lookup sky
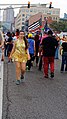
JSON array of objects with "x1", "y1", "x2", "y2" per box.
[{"x1": 0, "y1": 0, "x2": 67, "y2": 19}]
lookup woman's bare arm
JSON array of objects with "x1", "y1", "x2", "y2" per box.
[{"x1": 10, "y1": 41, "x2": 16, "y2": 57}]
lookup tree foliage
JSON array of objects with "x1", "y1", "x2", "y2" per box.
[{"x1": 50, "y1": 20, "x2": 67, "y2": 32}]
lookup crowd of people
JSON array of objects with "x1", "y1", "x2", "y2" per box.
[{"x1": 0, "y1": 29, "x2": 67, "y2": 85}]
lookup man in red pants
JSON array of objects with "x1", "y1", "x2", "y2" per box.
[{"x1": 42, "y1": 30, "x2": 58, "y2": 79}]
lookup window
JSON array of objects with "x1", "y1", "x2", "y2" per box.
[
  {"x1": 22, "y1": 26, "x2": 25, "y2": 31},
  {"x1": 56, "y1": 11, "x2": 59, "y2": 15},
  {"x1": 30, "y1": 9, "x2": 33, "y2": 12},
  {"x1": 53, "y1": 17, "x2": 55, "y2": 20},
  {"x1": 22, "y1": 14, "x2": 25, "y2": 17},
  {"x1": 47, "y1": 12, "x2": 51, "y2": 15},
  {"x1": 26, "y1": 9, "x2": 29, "y2": 12},
  {"x1": 53, "y1": 11, "x2": 55, "y2": 14},
  {"x1": 25, "y1": 21, "x2": 28, "y2": 26},
  {"x1": 56, "y1": 17, "x2": 57, "y2": 20},
  {"x1": 22, "y1": 22, "x2": 25, "y2": 25},
  {"x1": 22, "y1": 18, "x2": 24, "y2": 21}
]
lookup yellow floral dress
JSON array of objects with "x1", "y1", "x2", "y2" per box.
[{"x1": 12, "y1": 39, "x2": 28, "y2": 62}]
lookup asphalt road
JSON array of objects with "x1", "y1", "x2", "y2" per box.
[{"x1": 2, "y1": 59, "x2": 67, "y2": 119}]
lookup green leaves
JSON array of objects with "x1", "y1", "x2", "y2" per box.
[{"x1": 50, "y1": 21, "x2": 67, "y2": 32}]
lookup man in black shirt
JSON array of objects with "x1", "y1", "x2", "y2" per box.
[
  {"x1": 42, "y1": 30, "x2": 58, "y2": 78},
  {"x1": 60, "y1": 41, "x2": 67, "y2": 72}
]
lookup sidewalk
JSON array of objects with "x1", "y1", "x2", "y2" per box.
[
  {"x1": 0, "y1": 55, "x2": 3, "y2": 119},
  {"x1": 2, "y1": 59, "x2": 67, "y2": 119}
]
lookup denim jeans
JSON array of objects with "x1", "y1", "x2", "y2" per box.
[
  {"x1": 61, "y1": 52, "x2": 67, "y2": 71},
  {"x1": 38, "y1": 55, "x2": 42, "y2": 70},
  {"x1": 55, "y1": 47, "x2": 59, "y2": 59},
  {"x1": 26, "y1": 54, "x2": 34, "y2": 70}
]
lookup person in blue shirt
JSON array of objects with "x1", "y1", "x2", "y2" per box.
[{"x1": 26, "y1": 33, "x2": 35, "y2": 70}]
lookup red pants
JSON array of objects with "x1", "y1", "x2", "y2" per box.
[{"x1": 43, "y1": 57, "x2": 54, "y2": 76}]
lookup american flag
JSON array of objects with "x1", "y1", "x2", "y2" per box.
[{"x1": 28, "y1": 18, "x2": 42, "y2": 32}]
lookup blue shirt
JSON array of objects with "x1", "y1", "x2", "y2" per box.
[{"x1": 28, "y1": 38, "x2": 34, "y2": 54}]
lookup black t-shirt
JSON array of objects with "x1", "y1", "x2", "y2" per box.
[
  {"x1": 62, "y1": 42, "x2": 67, "y2": 52},
  {"x1": 8, "y1": 36, "x2": 13, "y2": 43},
  {"x1": 42, "y1": 36, "x2": 58, "y2": 56}
]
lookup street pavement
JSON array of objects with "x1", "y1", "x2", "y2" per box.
[{"x1": 2, "y1": 58, "x2": 67, "y2": 119}]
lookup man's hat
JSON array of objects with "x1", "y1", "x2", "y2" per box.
[{"x1": 28, "y1": 33, "x2": 32, "y2": 38}]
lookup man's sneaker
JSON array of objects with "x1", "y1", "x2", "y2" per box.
[
  {"x1": 1, "y1": 58, "x2": 4, "y2": 61},
  {"x1": 38, "y1": 68, "x2": 41, "y2": 71},
  {"x1": 50, "y1": 72, "x2": 54, "y2": 78},
  {"x1": 8, "y1": 61, "x2": 10, "y2": 64},
  {"x1": 60, "y1": 71, "x2": 63, "y2": 73},
  {"x1": 26, "y1": 66, "x2": 30, "y2": 71},
  {"x1": 16, "y1": 80, "x2": 20, "y2": 85},
  {"x1": 44, "y1": 75, "x2": 48, "y2": 78},
  {"x1": 60, "y1": 69, "x2": 64, "y2": 73},
  {"x1": 26, "y1": 66, "x2": 28, "y2": 70},
  {"x1": 21, "y1": 74, "x2": 24, "y2": 79}
]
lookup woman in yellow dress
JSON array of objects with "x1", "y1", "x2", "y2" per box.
[{"x1": 9, "y1": 30, "x2": 30, "y2": 85}]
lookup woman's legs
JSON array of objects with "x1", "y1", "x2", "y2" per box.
[
  {"x1": 15, "y1": 62, "x2": 21, "y2": 80},
  {"x1": 1, "y1": 49, "x2": 4, "y2": 61},
  {"x1": 21, "y1": 62, "x2": 26, "y2": 75}
]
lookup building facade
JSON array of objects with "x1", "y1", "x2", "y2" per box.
[
  {"x1": 15, "y1": 4, "x2": 60, "y2": 31},
  {"x1": 3, "y1": 6, "x2": 14, "y2": 23},
  {"x1": 3, "y1": 6, "x2": 14, "y2": 32}
]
